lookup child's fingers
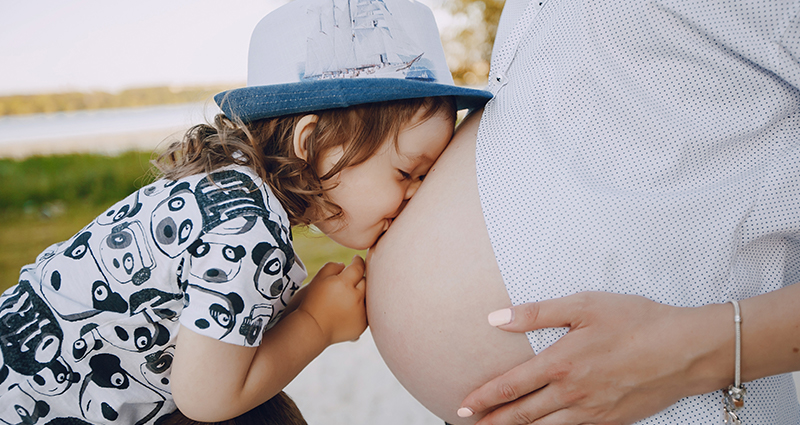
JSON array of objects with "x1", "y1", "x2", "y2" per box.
[
  {"x1": 348, "y1": 254, "x2": 365, "y2": 270},
  {"x1": 339, "y1": 255, "x2": 366, "y2": 284},
  {"x1": 315, "y1": 261, "x2": 347, "y2": 280},
  {"x1": 355, "y1": 277, "x2": 366, "y2": 291}
]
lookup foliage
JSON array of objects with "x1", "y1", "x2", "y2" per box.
[
  {"x1": 0, "y1": 85, "x2": 236, "y2": 117},
  {"x1": 0, "y1": 205, "x2": 107, "y2": 293},
  {"x1": 443, "y1": 0, "x2": 506, "y2": 86},
  {"x1": 0, "y1": 152, "x2": 157, "y2": 213}
]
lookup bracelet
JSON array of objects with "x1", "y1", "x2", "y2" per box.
[{"x1": 722, "y1": 299, "x2": 746, "y2": 425}]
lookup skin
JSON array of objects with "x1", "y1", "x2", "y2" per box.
[
  {"x1": 368, "y1": 110, "x2": 800, "y2": 425},
  {"x1": 459, "y1": 286, "x2": 800, "y2": 425},
  {"x1": 367, "y1": 111, "x2": 535, "y2": 424},
  {"x1": 312, "y1": 109, "x2": 455, "y2": 250},
  {"x1": 170, "y1": 106, "x2": 454, "y2": 422}
]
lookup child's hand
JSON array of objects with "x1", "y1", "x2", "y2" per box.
[{"x1": 297, "y1": 255, "x2": 367, "y2": 345}]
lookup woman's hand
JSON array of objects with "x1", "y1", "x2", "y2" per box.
[
  {"x1": 458, "y1": 292, "x2": 734, "y2": 425},
  {"x1": 298, "y1": 255, "x2": 368, "y2": 345}
]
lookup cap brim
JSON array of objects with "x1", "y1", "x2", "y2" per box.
[{"x1": 215, "y1": 79, "x2": 492, "y2": 122}]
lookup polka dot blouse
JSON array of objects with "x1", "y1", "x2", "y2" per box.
[{"x1": 476, "y1": 0, "x2": 800, "y2": 423}]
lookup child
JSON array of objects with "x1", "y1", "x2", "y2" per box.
[{"x1": 0, "y1": 0, "x2": 490, "y2": 424}]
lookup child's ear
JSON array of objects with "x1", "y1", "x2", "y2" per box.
[{"x1": 292, "y1": 114, "x2": 319, "y2": 161}]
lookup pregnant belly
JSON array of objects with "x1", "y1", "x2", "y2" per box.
[{"x1": 366, "y1": 111, "x2": 535, "y2": 424}]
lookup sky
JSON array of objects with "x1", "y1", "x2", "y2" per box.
[{"x1": 0, "y1": 0, "x2": 451, "y2": 96}]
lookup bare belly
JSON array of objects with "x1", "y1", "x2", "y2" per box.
[{"x1": 366, "y1": 112, "x2": 535, "y2": 424}]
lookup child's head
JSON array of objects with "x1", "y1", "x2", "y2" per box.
[
  {"x1": 298, "y1": 96, "x2": 456, "y2": 249},
  {"x1": 157, "y1": 0, "x2": 490, "y2": 249},
  {"x1": 158, "y1": 95, "x2": 455, "y2": 249}
]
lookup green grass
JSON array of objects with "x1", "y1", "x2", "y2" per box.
[
  {"x1": 0, "y1": 152, "x2": 362, "y2": 294},
  {"x1": 0, "y1": 152, "x2": 157, "y2": 212}
]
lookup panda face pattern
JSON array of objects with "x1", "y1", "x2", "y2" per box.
[
  {"x1": 72, "y1": 312, "x2": 170, "y2": 360},
  {"x1": 251, "y1": 242, "x2": 289, "y2": 300},
  {"x1": 27, "y1": 356, "x2": 80, "y2": 397},
  {"x1": 80, "y1": 354, "x2": 165, "y2": 424},
  {"x1": 139, "y1": 346, "x2": 174, "y2": 394},
  {"x1": 0, "y1": 384, "x2": 50, "y2": 425},
  {"x1": 0, "y1": 282, "x2": 63, "y2": 377},
  {"x1": 187, "y1": 237, "x2": 246, "y2": 283},
  {"x1": 111, "y1": 320, "x2": 170, "y2": 354},
  {"x1": 150, "y1": 182, "x2": 202, "y2": 258},
  {"x1": 182, "y1": 285, "x2": 244, "y2": 340},
  {"x1": 128, "y1": 287, "x2": 183, "y2": 318},
  {"x1": 37, "y1": 231, "x2": 135, "y2": 322},
  {"x1": 96, "y1": 192, "x2": 143, "y2": 226},
  {"x1": 140, "y1": 180, "x2": 174, "y2": 199},
  {"x1": 71, "y1": 325, "x2": 103, "y2": 362},
  {"x1": 99, "y1": 221, "x2": 155, "y2": 286}
]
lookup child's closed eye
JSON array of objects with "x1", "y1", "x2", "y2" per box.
[{"x1": 398, "y1": 169, "x2": 427, "y2": 182}]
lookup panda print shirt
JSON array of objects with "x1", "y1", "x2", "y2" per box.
[{"x1": 0, "y1": 165, "x2": 307, "y2": 425}]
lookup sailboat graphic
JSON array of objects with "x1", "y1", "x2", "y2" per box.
[{"x1": 303, "y1": 0, "x2": 435, "y2": 80}]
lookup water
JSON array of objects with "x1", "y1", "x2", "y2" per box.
[{"x1": 0, "y1": 102, "x2": 222, "y2": 155}]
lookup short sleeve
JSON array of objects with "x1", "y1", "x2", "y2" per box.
[{"x1": 178, "y1": 169, "x2": 306, "y2": 347}]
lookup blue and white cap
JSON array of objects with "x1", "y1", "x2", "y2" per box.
[{"x1": 215, "y1": 0, "x2": 492, "y2": 122}]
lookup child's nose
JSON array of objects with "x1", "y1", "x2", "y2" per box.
[{"x1": 404, "y1": 180, "x2": 422, "y2": 200}]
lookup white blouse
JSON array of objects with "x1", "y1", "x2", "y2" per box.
[{"x1": 476, "y1": 0, "x2": 800, "y2": 423}]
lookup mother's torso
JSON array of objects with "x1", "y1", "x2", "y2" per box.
[{"x1": 366, "y1": 112, "x2": 534, "y2": 425}]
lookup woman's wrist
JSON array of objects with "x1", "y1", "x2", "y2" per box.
[
  {"x1": 677, "y1": 302, "x2": 736, "y2": 397},
  {"x1": 685, "y1": 285, "x2": 800, "y2": 395}
]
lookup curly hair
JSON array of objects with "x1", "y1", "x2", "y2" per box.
[{"x1": 154, "y1": 96, "x2": 456, "y2": 227}]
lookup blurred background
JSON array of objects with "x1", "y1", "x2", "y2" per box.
[
  {"x1": 4, "y1": 1, "x2": 797, "y2": 423},
  {"x1": 0, "y1": 0, "x2": 502, "y2": 424}
]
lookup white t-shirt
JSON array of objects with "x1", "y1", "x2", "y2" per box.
[
  {"x1": 0, "y1": 165, "x2": 306, "y2": 425},
  {"x1": 476, "y1": 0, "x2": 800, "y2": 423}
]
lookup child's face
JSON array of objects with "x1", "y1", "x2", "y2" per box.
[{"x1": 314, "y1": 109, "x2": 454, "y2": 250}]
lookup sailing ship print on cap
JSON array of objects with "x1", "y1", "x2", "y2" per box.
[
  {"x1": 215, "y1": 0, "x2": 492, "y2": 122},
  {"x1": 302, "y1": 0, "x2": 431, "y2": 81}
]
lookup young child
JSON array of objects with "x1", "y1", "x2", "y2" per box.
[{"x1": 0, "y1": 0, "x2": 491, "y2": 424}]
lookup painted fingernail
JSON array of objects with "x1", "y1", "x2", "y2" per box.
[
  {"x1": 457, "y1": 407, "x2": 474, "y2": 418},
  {"x1": 488, "y1": 308, "x2": 513, "y2": 326}
]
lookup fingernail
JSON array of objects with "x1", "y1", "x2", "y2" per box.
[
  {"x1": 488, "y1": 308, "x2": 513, "y2": 326},
  {"x1": 457, "y1": 407, "x2": 474, "y2": 418}
]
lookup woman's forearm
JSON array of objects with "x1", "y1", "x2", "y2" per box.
[{"x1": 693, "y1": 281, "x2": 800, "y2": 391}]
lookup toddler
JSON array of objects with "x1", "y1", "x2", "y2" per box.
[{"x1": 0, "y1": 0, "x2": 490, "y2": 424}]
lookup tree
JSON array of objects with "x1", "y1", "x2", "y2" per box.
[{"x1": 441, "y1": 0, "x2": 505, "y2": 86}]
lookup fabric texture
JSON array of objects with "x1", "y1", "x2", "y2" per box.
[
  {"x1": 0, "y1": 165, "x2": 306, "y2": 425},
  {"x1": 476, "y1": 0, "x2": 800, "y2": 423}
]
